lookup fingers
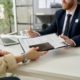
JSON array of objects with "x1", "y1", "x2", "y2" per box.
[
  {"x1": 28, "y1": 33, "x2": 35, "y2": 37},
  {"x1": 59, "y1": 35, "x2": 68, "y2": 40},
  {"x1": 26, "y1": 27, "x2": 33, "y2": 38},
  {"x1": 5, "y1": 51, "x2": 11, "y2": 55},
  {"x1": 32, "y1": 47, "x2": 39, "y2": 51},
  {"x1": 0, "y1": 50, "x2": 10, "y2": 56},
  {"x1": 38, "y1": 51, "x2": 48, "y2": 56},
  {"x1": 59, "y1": 35, "x2": 74, "y2": 46},
  {"x1": 42, "y1": 51, "x2": 48, "y2": 54},
  {"x1": 27, "y1": 47, "x2": 48, "y2": 61},
  {"x1": 31, "y1": 56, "x2": 40, "y2": 61},
  {"x1": 27, "y1": 27, "x2": 33, "y2": 34},
  {"x1": 31, "y1": 47, "x2": 47, "y2": 55},
  {"x1": 29, "y1": 27, "x2": 33, "y2": 32},
  {"x1": 27, "y1": 27, "x2": 39, "y2": 38},
  {"x1": 32, "y1": 47, "x2": 48, "y2": 54},
  {"x1": 26, "y1": 33, "x2": 33, "y2": 38}
]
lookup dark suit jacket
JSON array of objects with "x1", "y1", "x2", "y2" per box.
[{"x1": 39, "y1": 4, "x2": 80, "y2": 47}]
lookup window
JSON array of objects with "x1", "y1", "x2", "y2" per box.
[
  {"x1": 15, "y1": 0, "x2": 33, "y2": 33},
  {"x1": 0, "y1": 0, "x2": 17, "y2": 34}
]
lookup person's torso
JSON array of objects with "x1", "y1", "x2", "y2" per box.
[{"x1": 56, "y1": 4, "x2": 80, "y2": 38}]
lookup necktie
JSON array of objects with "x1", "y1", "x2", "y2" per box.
[{"x1": 64, "y1": 14, "x2": 72, "y2": 36}]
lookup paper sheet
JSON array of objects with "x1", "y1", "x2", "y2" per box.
[{"x1": 18, "y1": 34, "x2": 66, "y2": 52}]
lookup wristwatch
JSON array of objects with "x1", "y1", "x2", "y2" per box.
[{"x1": 22, "y1": 53, "x2": 28, "y2": 63}]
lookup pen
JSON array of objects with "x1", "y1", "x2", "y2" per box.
[{"x1": 18, "y1": 39, "x2": 25, "y2": 53}]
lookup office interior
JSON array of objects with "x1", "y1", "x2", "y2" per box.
[
  {"x1": 0, "y1": 0, "x2": 80, "y2": 80},
  {"x1": 0, "y1": 0, "x2": 62, "y2": 34}
]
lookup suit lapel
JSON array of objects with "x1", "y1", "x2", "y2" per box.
[
  {"x1": 58, "y1": 12, "x2": 66, "y2": 34},
  {"x1": 70, "y1": 5, "x2": 79, "y2": 33}
]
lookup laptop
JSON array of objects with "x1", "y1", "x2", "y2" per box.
[{"x1": 0, "y1": 35, "x2": 19, "y2": 46}]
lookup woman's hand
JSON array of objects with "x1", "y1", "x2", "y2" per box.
[
  {"x1": 26, "y1": 47, "x2": 47, "y2": 60},
  {"x1": 0, "y1": 50, "x2": 11, "y2": 56}
]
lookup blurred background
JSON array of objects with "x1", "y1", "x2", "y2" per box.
[{"x1": 0, "y1": 0, "x2": 79, "y2": 35}]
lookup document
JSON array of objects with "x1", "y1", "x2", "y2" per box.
[{"x1": 18, "y1": 34, "x2": 66, "y2": 52}]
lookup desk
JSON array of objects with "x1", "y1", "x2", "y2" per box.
[{"x1": 0, "y1": 40, "x2": 80, "y2": 80}]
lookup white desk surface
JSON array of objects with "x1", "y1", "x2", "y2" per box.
[{"x1": 0, "y1": 41, "x2": 80, "y2": 80}]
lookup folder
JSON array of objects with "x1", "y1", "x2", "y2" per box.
[{"x1": 29, "y1": 42, "x2": 54, "y2": 51}]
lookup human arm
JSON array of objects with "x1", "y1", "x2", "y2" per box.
[
  {"x1": 0, "y1": 47, "x2": 47, "y2": 75},
  {"x1": 60, "y1": 35, "x2": 80, "y2": 47}
]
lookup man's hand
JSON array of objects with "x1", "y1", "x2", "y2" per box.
[
  {"x1": 26, "y1": 47, "x2": 47, "y2": 60},
  {"x1": 60, "y1": 35, "x2": 75, "y2": 46},
  {"x1": 0, "y1": 50, "x2": 11, "y2": 56},
  {"x1": 26, "y1": 27, "x2": 40, "y2": 38}
]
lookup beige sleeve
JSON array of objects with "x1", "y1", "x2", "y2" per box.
[{"x1": 0, "y1": 54, "x2": 18, "y2": 75}]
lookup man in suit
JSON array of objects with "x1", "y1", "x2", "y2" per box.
[{"x1": 27, "y1": 0, "x2": 80, "y2": 47}]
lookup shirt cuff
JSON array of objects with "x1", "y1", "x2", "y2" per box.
[{"x1": 4, "y1": 54, "x2": 18, "y2": 72}]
